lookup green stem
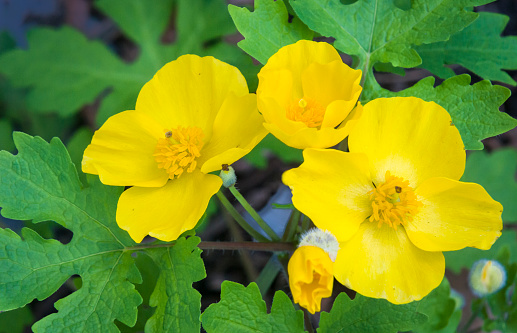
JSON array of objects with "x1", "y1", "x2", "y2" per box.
[
  {"x1": 303, "y1": 309, "x2": 315, "y2": 333},
  {"x1": 301, "y1": 214, "x2": 311, "y2": 233},
  {"x1": 216, "y1": 191, "x2": 271, "y2": 242},
  {"x1": 459, "y1": 300, "x2": 485, "y2": 333},
  {"x1": 282, "y1": 209, "x2": 300, "y2": 242},
  {"x1": 229, "y1": 185, "x2": 280, "y2": 241}
]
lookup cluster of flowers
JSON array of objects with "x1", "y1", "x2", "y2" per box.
[{"x1": 82, "y1": 41, "x2": 503, "y2": 313}]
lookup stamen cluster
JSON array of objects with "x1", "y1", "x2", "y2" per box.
[{"x1": 154, "y1": 126, "x2": 204, "y2": 179}]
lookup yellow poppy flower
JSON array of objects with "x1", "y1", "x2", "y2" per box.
[
  {"x1": 283, "y1": 97, "x2": 503, "y2": 304},
  {"x1": 257, "y1": 40, "x2": 362, "y2": 149},
  {"x1": 288, "y1": 245, "x2": 334, "y2": 314},
  {"x1": 82, "y1": 55, "x2": 267, "y2": 242}
]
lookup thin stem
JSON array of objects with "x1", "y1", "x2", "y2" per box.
[
  {"x1": 459, "y1": 300, "x2": 485, "y2": 333},
  {"x1": 229, "y1": 185, "x2": 280, "y2": 241},
  {"x1": 282, "y1": 209, "x2": 300, "y2": 242},
  {"x1": 301, "y1": 215, "x2": 311, "y2": 233},
  {"x1": 126, "y1": 241, "x2": 295, "y2": 252},
  {"x1": 303, "y1": 309, "x2": 315, "y2": 333},
  {"x1": 216, "y1": 191, "x2": 271, "y2": 242}
]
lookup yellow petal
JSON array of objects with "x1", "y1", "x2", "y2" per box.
[
  {"x1": 260, "y1": 40, "x2": 342, "y2": 84},
  {"x1": 116, "y1": 171, "x2": 222, "y2": 242},
  {"x1": 301, "y1": 60, "x2": 362, "y2": 126},
  {"x1": 136, "y1": 54, "x2": 249, "y2": 141},
  {"x1": 198, "y1": 93, "x2": 267, "y2": 173},
  {"x1": 283, "y1": 149, "x2": 373, "y2": 242},
  {"x1": 349, "y1": 97, "x2": 465, "y2": 188},
  {"x1": 334, "y1": 222, "x2": 445, "y2": 304},
  {"x1": 406, "y1": 177, "x2": 503, "y2": 252},
  {"x1": 82, "y1": 110, "x2": 168, "y2": 187},
  {"x1": 288, "y1": 245, "x2": 334, "y2": 314}
]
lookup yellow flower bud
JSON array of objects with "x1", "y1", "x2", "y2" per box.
[{"x1": 288, "y1": 245, "x2": 334, "y2": 314}]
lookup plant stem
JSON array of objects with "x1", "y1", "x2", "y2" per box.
[
  {"x1": 126, "y1": 241, "x2": 295, "y2": 252},
  {"x1": 282, "y1": 208, "x2": 300, "y2": 242},
  {"x1": 216, "y1": 191, "x2": 271, "y2": 242},
  {"x1": 303, "y1": 309, "x2": 315, "y2": 333},
  {"x1": 459, "y1": 300, "x2": 485, "y2": 333},
  {"x1": 229, "y1": 185, "x2": 280, "y2": 241},
  {"x1": 301, "y1": 214, "x2": 311, "y2": 233}
]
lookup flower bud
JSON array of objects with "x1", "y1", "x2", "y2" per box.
[
  {"x1": 287, "y1": 228, "x2": 340, "y2": 314},
  {"x1": 219, "y1": 164, "x2": 237, "y2": 188},
  {"x1": 469, "y1": 259, "x2": 506, "y2": 297}
]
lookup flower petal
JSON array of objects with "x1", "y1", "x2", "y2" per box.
[
  {"x1": 301, "y1": 60, "x2": 362, "y2": 126},
  {"x1": 82, "y1": 110, "x2": 168, "y2": 187},
  {"x1": 283, "y1": 149, "x2": 373, "y2": 242},
  {"x1": 288, "y1": 245, "x2": 334, "y2": 314},
  {"x1": 116, "y1": 171, "x2": 222, "y2": 242},
  {"x1": 349, "y1": 97, "x2": 465, "y2": 187},
  {"x1": 334, "y1": 222, "x2": 445, "y2": 304},
  {"x1": 136, "y1": 54, "x2": 249, "y2": 140},
  {"x1": 199, "y1": 93, "x2": 267, "y2": 173},
  {"x1": 260, "y1": 40, "x2": 342, "y2": 86},
  {"x1": 406, "y1": 177, "x2": 503, "y2": 252}
]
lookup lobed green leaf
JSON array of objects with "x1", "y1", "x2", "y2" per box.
[
  {"x1": 290, "y1": 0, "x2": 491, "y2": 70},
  {"x1": 229, "y1": 0, "x2": 313, "y2": 64},
  {"x1": 416, "y1": 12, "x2": 517, "y2": 86},
  {"x1": 318, "y1": 292, "x2": 427, "y2": 333},
  {"x1": 201, "y1": 281, "x2": 305, "y2": 333}
]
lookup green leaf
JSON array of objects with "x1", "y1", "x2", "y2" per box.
[
  {"x1": 416, "y1": 12, "x2": 517, "y2": 85},
  {"x1": 0, "y1": 0, "x2": 242, "y2": 125},
  {"x1": 0, "y1": 305, "x2": 34, "y2": 333},
  {"x1": 317, "y1": 293, "x2": 427, "y2": 333},
  {"x1": 201, "y1": 281, "x2": 305, "y2": 333},
  {"x1": 290, "y1": 0, "x2": 490, "y2": 69},
  {"x1": 66, "y1": 127, "x2": 94, "y2": 185},
  {"x1": 444, "y1": 230, "x2": 517, "y2": 273},
  {"x1": 413, "y1": 279, "x2": 456, "y2": 333},
  {"x1": 461, "y1": 148, "x2": 517, "y2": 223},
  {"x1": 229, "y1": 0, "x2": 314, "y2": 64},
  {"x1": 363, "y1": 73, "x2": 516, "y2": 150},
  {"x1": 144, "y1": 237, "x2": 206, "y2": 333},
  {"x1": 0, "y1": 132, "x2": 142, "y2": 331},
  {"x1": 245, "y1": 134, "x2": 303, "y2": 169}
]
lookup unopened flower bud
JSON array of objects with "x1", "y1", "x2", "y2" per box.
[
  {"x1": 219, "y1": 164, "x2": 236, "y2": 188},
  {"x1": 287, "y1": 228, "x2": 340, "y2": 314},
  {"x1": 469, "y1": 259, "x2": 506, "y2": 297}
]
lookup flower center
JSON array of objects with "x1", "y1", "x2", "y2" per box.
[
  {"x1": 154, "y1": 126, "x2": 204, "y2": 179},
  {"x1": 368, "y1": 171, "x2": 421, "y2": 229},
  {"x1": 286, "y1": 98, "x2": 325, "y2": 128}
]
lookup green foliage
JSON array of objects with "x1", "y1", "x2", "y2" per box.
[
  {"x1": 416, "y1": 12, "x2": 517, "y2": 86},
  {"x1": 363, "y1": 73, "x2": 516, "y2": 150},
  {"x1": 445, "y1": 230, "x2": 517, "y2": 273},
  {"x1": 317, "y1": 293, "x2": 427, "y2": 333},
  {"x1": 245, "y1": 134, "x2": 303, "y2": 168},
  {"x1": 0, "y1": 133, "x2": 207, "y2": 331},
  {"x1": 290, "y1": 0, "x2": 490, "y2": 69},
  {"x1": 201, "y1": 281, "x2": 305, "y2": 333},
  {"x1": 0, "y1": 306, "x2": 34, "y2": 333},
  {"x1": 229, "y1": 0, "x2": 313, "y2": 65},
  {"x1": 144, "y1": 239, "x2": 206, "y2": 333},
  {"x1": 0, "y1": 0, "x2": 248, "y2": 125},
  {"x1": 413, "y1": 279, "x2": 457, "y2": 333},
  {"x1": 461, "y1": 148, "x2": 517, "y2": 222}
]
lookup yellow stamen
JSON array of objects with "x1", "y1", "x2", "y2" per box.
[
  {"x1": 368, "y1": 171, "x2": 421, "y2": 229},
  {"x1": 154, "y1": 126, "x2": 204, "y2": 179},
  {"x1": 286, "y1": 97, "x2": 325, "y2": 128}
]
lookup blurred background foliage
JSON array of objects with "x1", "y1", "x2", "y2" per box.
[{"x1": 0, "y1": 0, "x2": 517, "y2": 332}]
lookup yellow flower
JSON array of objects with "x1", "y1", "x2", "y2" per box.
[
  {"x1": 288, "y1": 245, "x2": 334, "y2": 314},
  {"x1": 257, "y1": 40, "x2": 363, "y2": 149},
  {"x1": 82, "y1": 55, "x2": 267, "y2": 242},
  {"x1": 283, "y1": 97, "x2": 503, "y2": 304}
]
